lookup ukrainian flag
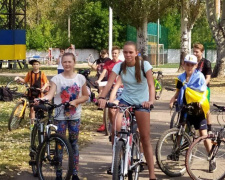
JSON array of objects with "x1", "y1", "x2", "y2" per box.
[{"x1": 0, "y1": 30, "x2": 26, "y2": 60}]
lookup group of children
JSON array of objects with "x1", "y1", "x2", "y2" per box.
[{"x1": 14, "y1": 42, "x2": 213, "y2": 179}]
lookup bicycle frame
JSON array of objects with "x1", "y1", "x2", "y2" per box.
[{"x1": 111, "y1": 106, "x2": 136, "y2": 177}]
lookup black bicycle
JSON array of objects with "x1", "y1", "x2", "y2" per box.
[
  {"x1": 78, "y1": 68, "x2": 98, "y2": 102},
  {"x1": 156, "y1": 103, "x2": 199, "y2": 177},
  {"x1": 29, "y1": 99, "x2": 73, "y2": 180},
  {"x1": 185, "y1": 103, "x2": 225, "y2": 180}
]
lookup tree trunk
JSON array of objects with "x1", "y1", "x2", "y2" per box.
[
  {"x1": 212, "y1": 43, "x2": 225, "y2": 77},
  {"x1": 178, "y1": 0, "x2": 189, "y2": 72},
  {"x1": 137, "y1": 17, "x2": 148, "y2": 61},
  {"x1": 206, "y1": 0, "x2": 225, "y2": 77}
]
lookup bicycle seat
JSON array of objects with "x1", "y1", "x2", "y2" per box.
[{"x1": 78, "y1": 69, "x2": 90, "y2": 77}]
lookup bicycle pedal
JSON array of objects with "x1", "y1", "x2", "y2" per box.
[{"x1": 29, "y1": 160, "x2": 36, "y2": 166}]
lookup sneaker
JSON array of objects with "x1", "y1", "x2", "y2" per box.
[
  {"x1": 72, "y1": 174, "x2": 80, "y2": 180},
  {"x1": 97, "y1": 124, "x2": 105, "y2": 132},
  {"x1": 209, "y1": 159, "x2": 217, "y2": 173}
]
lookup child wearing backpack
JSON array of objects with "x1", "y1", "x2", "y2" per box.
[{"x1": 15, "y1": 59, "x2": 49, "y2": 120}]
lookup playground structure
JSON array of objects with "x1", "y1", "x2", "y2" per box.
[
  {"x1": 0, "y1": 0, "x2": 27, "y2": 69},
  {"x1": 127, "y1": 23, "x2": 168, "y2": 66}
]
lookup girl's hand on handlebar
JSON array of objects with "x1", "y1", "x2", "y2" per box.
[
  {"x1": 142, "y1": 101, "x2": 153, "y2": 109},
  {"x1": 34, "y1": 98, "x2": 49, "y2": 105},
  {"x1": 69, "y1": 100, "x2": 78, "y2": 107},
  {"x1": 98, "y1": 98, "x2": 107, "y2": 109}
]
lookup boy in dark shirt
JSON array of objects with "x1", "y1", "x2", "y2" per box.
[{"x1": 193, "y1": 43, "x2": 212, "y2": 133}]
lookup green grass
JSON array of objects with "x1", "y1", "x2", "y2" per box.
[{"x1": 152, "y1": 63, "x2": 215, "y2": 69}]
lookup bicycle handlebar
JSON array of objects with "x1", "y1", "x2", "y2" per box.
[
  {"x1": 165, "y1": 86, "x2": 176, "y2": 91},
  {"x1": 105, "y1": 102, "x2": 154, "y2": 110},
  {"x1": 34, "y1": 99, "x2": 75, "y2": 112},
  {"x1": 213, "y1": 103, "x2": 225, "y2": 112}
]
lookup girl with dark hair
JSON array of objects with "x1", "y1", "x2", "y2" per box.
[{"x1": 98, "y1": 41, "x2": 156, "y2": 180}]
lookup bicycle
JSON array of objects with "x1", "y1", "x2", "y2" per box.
[
  {"x1": 78, "y1": 68, "x2": 98, "y2": 101},
  {"x1": 153, "y1": 70, "x2": 163, "y2": 100},
  {"x1": 30, "y1": 99, "x2": 73, "y2": 180},
  {"x1": 8, "y1": 83, "x2": 46, "y2": 131},
  {"x1": 106, "y1": 102, "x2": 153, "y2": 180},
  {"x1": 156, "y1": 103, "x2": 199, "y2": 177},
  {"x1": 185, "y1": 103, "x2": 225, "y2": 180}
]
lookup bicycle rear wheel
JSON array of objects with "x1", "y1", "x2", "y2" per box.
[
  {"x1": 186, "y1": 136, "x2": 225, "y2": 180},
  {"x1": 37, "y1": 134, "x2": 73, "y2": 180},
  {"x1": 113, "y1": 140, "x2": 125, "y2": 180},
  {"x1": 8, "y1": 101, "x2": 25, "y2": 131},
  {"x1": 29, "y1": 125, "x2": 39, "y2": 177},
  {"x1": 128, "y1": 132, "x2": 140, "y2": 180},
  {"x1": 170, "y1": 111, "x2": 180, "y2": 129},
  {"x1": 155, "y1": 78, "x2": 163, "y2": 100},
  {"x1": 156, "y1": 128, "x2": 191, "y2": 177}
]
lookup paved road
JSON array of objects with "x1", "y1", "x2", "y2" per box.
[{"x1": 8, "y1": 88, "x2": 225, "y2": 180}]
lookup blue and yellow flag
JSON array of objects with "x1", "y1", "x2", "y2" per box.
[
  {"x1": 176, "y1": 70, "x2": 209, "y2": 118},
  {"x1": 0, "y1": 30, "x2": 26, "y2": 60}
]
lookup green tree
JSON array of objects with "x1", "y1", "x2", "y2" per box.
[
  {"x1": 160, "y1": 8, "x2": 181, "y2": 49},
  {"x1": 103, "y1": 0, "x2": 176, "y2": 59}
]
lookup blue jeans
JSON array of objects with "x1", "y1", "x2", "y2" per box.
[{"x1": 119, "y1": 99, "x2": 151, "y2": 113}]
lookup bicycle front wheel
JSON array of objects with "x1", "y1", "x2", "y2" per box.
[
  {"x1": 186, "y1": 135, "x2": 225, "y2": 180},
  {"x1": 113, "y1": 140, "x2": 126, "y2": 180},
  {"x1": 37, "y1": 134, "x2": 73, "y2": 180},
  {"x1": 128, "y1": 132, "x2": 140, "y2": 180},
  {"x1": 30, "y1": 125, "x2": 39, "y2": 177},
  {"x1": 8, "y1": 101, "x2": 25, "y2": 131},
  {"x1": 156, "y1": 128, "x2": 192, "y2": 177}
]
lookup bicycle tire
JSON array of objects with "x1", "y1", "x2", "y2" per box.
[
  {"x1": 156, "y1": 128, "x2": 191, "y2": 177},
  {"x1": 155, "y1": 78, "x2": 163, "y2": 100},
  {"x1": 8, "y1": 101, "x2": 25, "y2": 131},
  {"x1": 37, "y1": 134, "x2": 73, "y2": 180},
  {"x1": 128, "y1": 132, "x2": 140, "y2": 180},
  {"x1": 113, "y1": 140, "x2": 125, "y2": 180},
  {"x1": 186, "y1": 135, "x2": 225, "y2": 180},
  {"x1": 104, "y1": 107, "x2": 110, "y2": 136},
  {"x1": 170, "y1": 111, "x2": 180, "y2": 129},
  {"x1": 30, "y1": 125, "x2": 39, "y2": 177}
]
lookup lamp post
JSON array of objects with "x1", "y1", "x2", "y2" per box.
[{"x1": 109, "y1": 6, "x2": 113, "y2": 59}]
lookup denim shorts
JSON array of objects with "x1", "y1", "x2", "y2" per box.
[{"x1": 119, "y1": 99, "x2": 150, "y2": 113}]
